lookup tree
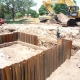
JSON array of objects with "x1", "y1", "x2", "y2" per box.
[
  {"x1": 39, "y1": 5, "x2": 48, "y2": 15},
  {"x1": 39, "y1": 0, "x2": 77, "y2": 15},
  {"x1": 39, "y1": 5, "x2": 54, "y2": 15},
  {"x1": 54, "y1": 0, "x2": 77, "y2": 14},
  {"x1": 54, "y1": 4, "x2": 67, "y2": 14},
  {"x1": 73, "y1": 0, "x2": 76, "y2": 4},
  {"x1": 26, "y1": 9, "x2": 39, "y2": 18},
  {"x1": 0, "y1": 0, "x2": 37, "y2": 21}
]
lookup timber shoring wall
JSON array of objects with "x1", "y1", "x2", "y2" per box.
[{"x1": 0, "y1": 32, "x2": 72, "y2": 80}]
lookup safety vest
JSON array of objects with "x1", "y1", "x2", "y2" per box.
[{"x1": 57, "y1": 28, "x2": 60, "y2": 33}]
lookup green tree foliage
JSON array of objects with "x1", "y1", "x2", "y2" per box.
[
  {"x1": 15, "y1": 12, "x2": 23, "y2": 18},
  {"x1": 54, "y1": 0, "x2": 77, "y2": 14},
  {"x1": 54, "y1": 4, "x2": 67, "y2": 14},
  {"x1": 0, "y1": 0, "x2": 37, "y2": 21},
  {"x1": 73, "y1": 0, "x2": 76, "y2": 4},
  {"x1": 39, "y1": 0, "x2": 77, "y2": 15},
  {"x1": 0, "y1": 4, "x2": 5, "y2": 18},
  {"x1": 26, "y1": 9, "x2": 39, "y2": 18},
  {"x1": 39, "y1": 5, "x2": 51, "y2": 15}
]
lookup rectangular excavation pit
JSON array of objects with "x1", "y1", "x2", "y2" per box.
[
  {"x1": 0, "y1": 41, "x2": 45, "y2": 68},
  {"x1": 0, "y1": 32, "x2": 72, "y2": 80}
]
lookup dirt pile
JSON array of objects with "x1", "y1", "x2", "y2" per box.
[
  {"x1": 0, "y1": 27, "x2": 16, "y2": 34},
  {"x1": 57, "y1": 13, "x2": 70, "y2": 23},
  {"x1": 57, "y1": 13, "x2": 70, "y2": 26}
]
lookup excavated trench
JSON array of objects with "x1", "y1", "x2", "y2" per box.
[{"x1": 0, "y1": 31, "x2": 72, "y2": 80}]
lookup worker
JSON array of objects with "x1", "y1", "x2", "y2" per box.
[{"x1": 57, "y1": 27, "x2": 61, "y2": 38}]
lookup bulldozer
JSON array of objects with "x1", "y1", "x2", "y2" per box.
[{"x1": 39, "y1": 0, "x2": 80, "y2": 26}]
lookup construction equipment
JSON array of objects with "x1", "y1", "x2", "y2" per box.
[{"x1": 40, "y1": 0, "x2": 80, "y2": 26}]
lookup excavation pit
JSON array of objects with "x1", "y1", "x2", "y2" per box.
[
  {"x1": 0, "y1": 32, "x2": 72, "y2": 80},
  {"x1": 0, "y1": 41, "x2": 45, "y2": 68}
]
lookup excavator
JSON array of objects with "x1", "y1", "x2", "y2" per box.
[{"x1": 40, "y1": 0, "x2": 80, "y2": 26}]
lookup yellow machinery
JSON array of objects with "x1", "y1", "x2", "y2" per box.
[{"x1": 41, "y1": 0, "x2": 80, "y2": 26}]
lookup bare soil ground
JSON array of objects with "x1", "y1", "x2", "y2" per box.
[
  {"x1": 0, "y1": 23, "x2": 80, "y2": 80},
  {"x1": 0, "y1": 43, "x2": 42, "y2": 68}
]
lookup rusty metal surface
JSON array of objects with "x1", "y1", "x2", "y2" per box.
[
  {"x1": 0, "y1": 37, "x2": 72, "y2": 80},
  {"x1": 5, "y1": 66, "x2": 12, "y2": 80},
  {"x1": 0, "y1": 32, "x2": 38, "y2": 45}
]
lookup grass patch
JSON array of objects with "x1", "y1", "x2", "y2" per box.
[{"x1": 5, "y1": 19, "x2": 34, "y2": 24}]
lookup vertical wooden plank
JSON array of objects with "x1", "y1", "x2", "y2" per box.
[
  {"x1": 20, "y1": 61, "x2": 25, "y2": 80},
  {"x1": 44, "y1": 50, "x2": 47, "y2": 79},
  {"x1": 0, "y1": 68, "x2": 6, "y2": 80},
  {"x1": 66, "y1": 40, "x2": 72, "y2": 59},
  {"x1": 40, "y1": 52, "x2": 44, "y2": 80},
  {"x1": 13, "y1": 33, "x2": 15, "y2": 41},
  {"x1": 54, "y1": 46, "x2": 57, "y2": 70},
  {"x1": 10, "y1": 33, "x2": 14, "y2": 42},
  {"x1": 46, "y1": 50, "x2": 49, "y2": 77},
  {"x1": 18, "y1": 32, "x2": 20, "y2": 41},
  {"x1": 8, "y1": 34, "x2": 11, "y2": 42},
  {"x1": 62, "y1": 42, "x2": 66, "y2": 62},
  {"x1": 28, "y1": 34, "x2": 30, "y2": 44},
  {"x1": 68, "y1": 41, "x2": 72, "y2": 58},
  {"x1": 14, "y1": 32, "x2": 18, "y2": 41},
  {"x1": 22, "y1": 33, "x2": 25, "y2": 42},
  {"x1": 0, "y1": 35, "x2": 2, "y2": 44},
  {"x1": 23, "y1": 60, "x2": 28, "y2": 80},
  {"x1": 36, "y1": 54, "x2": 40, "y2": 80},
  {"x1": 59, "y1": 45, "x2": 62, "y2": 66},
  {"x1": 34, "y1": 56, "x2": 37, "y2": 80},
  {"x1": 50, "y1": 48, "x2": 53, "y2": 75},
  {"x1": 5, "y1": 34, "x2": 9, "y2": 42},
  {"x1": 51, "y1": 48, "x2": 54, "y2": 72},
  {"x1": 30, "y1": 57, "x2": 35, "y2": 80},
  {"x1": 0, "y1": 69, "x2": 1, "y2": 80},
  {"x1": 57, "y1": 45, "x2": 60, "y2": 67},
  {"x1": 12, "y1": 64, "x2": 16, "y2": 80},
  {"x1": 14, "y1": 63, "x2": 22, "y2": 80},
  {"x1": 21, "y1": 32, "x2": 23, "y2": 42},
  {"x1": 51, "y1": 48, "x2": 53, "y2": 74},
  {"x1": 48, "y1": 49, "x2": 50, "y2": 77},
  {"x1": 24, "y1": 33, "x2": 26, "y2": 42},
  {"x1": 19, "y1": 32, "x2": 22, "y2": 41},
  {"x1": 30, "y1": 35, "x2": 33, "y2": 44},
  {"x1": 34, "y1": 36, "x2": 37, "y2": 45},
  {"x1": 26, "y1": 33, "x2": 28, "y2": 43},
  {"x1": 2, "y1": 35, "x2": 5, "y2": 43},
  {"x1": 26, "y1": 34, "x2": 28, "y2": 43},
  {"x1": 5, "y1": 66, "x2": 13, "y2": 80},
  {"x1": 60, "y1": 44, "x2": 63, "y2": 64},
  {"x1": 29, "y1": 34, "x2": 31, "y2": 44},
  {"x1": 27, "y1": 58, "x2": 31, "y2": 80}
]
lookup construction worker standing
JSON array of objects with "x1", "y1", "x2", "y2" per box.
[{"x1": 57, "y1": 27, "x2": 61, "y2": 38}]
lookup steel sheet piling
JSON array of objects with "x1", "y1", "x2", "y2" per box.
[
  {"x1": 23, "y1": 60, "x2": 28, "y2": 80},
  {"x1": 0, "y1": 68, "x2": 6, "y2": 80},
  {"x1": 5, "y1": 66, "x2": 13, "y2": 80},
  {"x1": 39, "y1": 53, "x2": 44, "y2": 80},
  {"x1": 0, "y1": 34, "x2": 72, "y2": 80}
]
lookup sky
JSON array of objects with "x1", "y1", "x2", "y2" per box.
[{"x1": 32, "y1": 0, "x2": 80, "y2": 12}]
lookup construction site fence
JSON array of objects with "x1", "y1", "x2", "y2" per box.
[
  {"x1": 0, "y1": 32, "x2": 38, "y2": 46},
  {"x1": 0, "y1": 32, "x2": 72, "y2": 80}
]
